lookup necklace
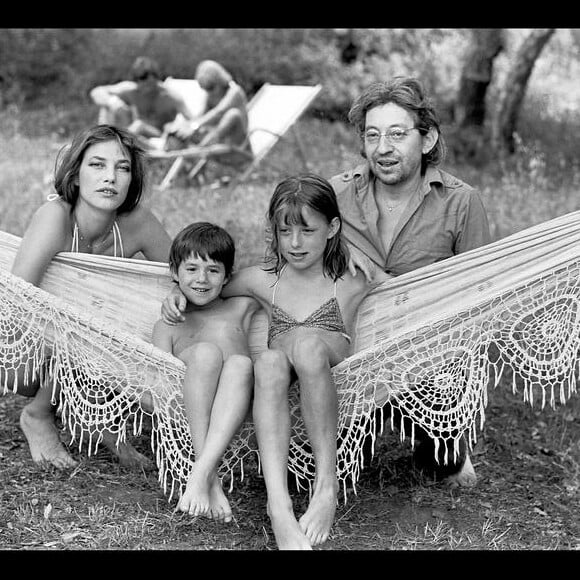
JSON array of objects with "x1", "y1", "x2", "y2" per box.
[
  {"x1": 73, "y1": 221, "x2": 114, "y2": 249},
  {"x1": 384, "y1": 199, "x2": 406, "y2": 212}
]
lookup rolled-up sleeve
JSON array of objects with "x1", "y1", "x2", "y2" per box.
[{"x1": 455, "y1": 189, "x2": 491, "y2": 254}]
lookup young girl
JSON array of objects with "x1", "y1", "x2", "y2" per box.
[
  {"x1": 163, "y1": 174, "x2": 385, "y2": 550},
  {"x1": 6, "y1": 124, "x2": 172, "y2": 470}
]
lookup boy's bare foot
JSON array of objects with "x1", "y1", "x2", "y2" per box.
[
  {"x1": 100, "y1": 431, "x2": 154, "y2": 471},
  {"x1": 208, "y1": 476, "x2": 233, "y2": 523},
  {"x1": 298, "y1": 485, "x2": 337, "y2": 546},
  {"x1": 177, "y1": 465, "x2": 211, "y2": 517},
  {"x1": 269, "y1": 503, "x2": 312, "y2": 550},
  {"x1": 19, "y1": 406, "x2": 78, "y2": 469}
]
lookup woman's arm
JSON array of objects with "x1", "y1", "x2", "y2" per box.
[{"x1": 11, "y1": 202, "x2": 69, "y2": 286}]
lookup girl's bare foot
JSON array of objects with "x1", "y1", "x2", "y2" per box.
[
  {"x1": 208, "y1": 476, "x2": 233, "y2": 523},
  {"x1": 269, "y1": 503, "x2": 312, "y2": 550},
  {"x1": 298, "y1": 485, "x2": 337, "y2": 546},
  {"x1": 177, "y1": 464, "x2": 211, "y2": 517},
  {"x1": 19, "y1": 406, "x2": 78, "y2": 469}
]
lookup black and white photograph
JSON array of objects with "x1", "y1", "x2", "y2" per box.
[{"x1": 0, "y1": 27, "x2": 579, "y2": 551}]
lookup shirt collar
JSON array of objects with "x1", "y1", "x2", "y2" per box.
[
  {"x1": 356, "y1": 162, "x2": 444, "y2": 199},
  {"x1": 420, "y1": 165, "x2": 444, "y2": 199}
]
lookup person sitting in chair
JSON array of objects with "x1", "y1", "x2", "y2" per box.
[
  {"x1": 166, "y1": 60, "x2": 249, "y2": 150},
  {"x1": 90, "y1": 56, "x2": 194, "y2": 149}
]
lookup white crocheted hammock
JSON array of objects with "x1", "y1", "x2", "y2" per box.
[{"x1": 1, "y1": 211, "x2": 579, "y2": 499}]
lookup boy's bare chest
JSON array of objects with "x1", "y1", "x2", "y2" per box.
[{"x1": 173, "y1": 303, "x2": 249, "y2": 358}]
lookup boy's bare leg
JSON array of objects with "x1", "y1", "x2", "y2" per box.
[
  {"x1": 177, "y1": 343, "x2": 223, "y2": 517},
  {"x1": 179, "y1": 354, "x2": 253, "y2": 523},
  {"x1": 253, "y1": 350, "x2": 312, "y2": 550},
  {"x1": 19, "y1": 381, "x2": 78, "y2": 469},
  {"x1": 292, "y1": 338, "x2": 338, "y2": 547}
]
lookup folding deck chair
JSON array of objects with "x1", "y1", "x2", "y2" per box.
[{"x1": 149, "y1": 82, "x2": 323, "y2": 191}]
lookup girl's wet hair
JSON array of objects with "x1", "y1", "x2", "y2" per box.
[
  {"x1": 265, "y1": 173, "x2": 347, "y2": 280},
  {"x1": 53, "y1": 124, "x2": 147, "y2": 214},
  {"x1": 169, "y1": 221, "x2": 235, "y2": 277}
]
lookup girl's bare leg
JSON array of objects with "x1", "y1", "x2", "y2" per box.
[
  {"x1": 292, "y1": 337, "x2": 339, "y2": 546},
  {"x1": 253, "y1": 350, "x2": 312, "y2": 550}
]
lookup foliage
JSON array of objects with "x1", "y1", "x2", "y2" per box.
[
  {"x1": 1, "y1": 28, "x2": 471, "y2": 121},
  {"x1": 0, "y1": 29, "x2": 97, "y2": 106}
]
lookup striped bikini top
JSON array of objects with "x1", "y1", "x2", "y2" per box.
[
  {"x1": 267, "y1": 268, "x2": 351, "y2": 346},
  {"x1": 71, "y1": 221, "x2": 124, "y2": 258}
]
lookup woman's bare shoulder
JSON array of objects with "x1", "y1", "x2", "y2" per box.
[
  {"x1": 26, "y1": 198, "x2": 71, "y2": 234},
  {"x1": 35, "y1": 197, "x2": 71, "y2": 218},
  {"x1": 117, "y1": 205, "x2": 164, "y2": 235},
  {"x1": 118, "y1": 204, "x2": 153, "y2": 224}
]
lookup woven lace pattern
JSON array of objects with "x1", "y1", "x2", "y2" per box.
[{"x1": 1, "y1": 211, "x2": 579, "y2": 500}]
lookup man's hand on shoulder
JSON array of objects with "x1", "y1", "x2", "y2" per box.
[{"x1": 346, "y1": 244, "x2": 377, "y2": 283}]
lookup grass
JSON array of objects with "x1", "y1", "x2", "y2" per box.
[{"x1": 1, "y1": 97, "x2": 580, "y2": 550}]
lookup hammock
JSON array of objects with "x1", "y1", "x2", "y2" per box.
[{"x1": 1, "y1": 210, "x2": 580, "y2": 500}]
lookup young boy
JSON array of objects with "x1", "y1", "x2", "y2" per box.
[{"x1": 152, "y1": 222, "x2": 260, "y2": 523}]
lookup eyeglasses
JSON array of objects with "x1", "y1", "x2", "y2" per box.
[{"x1": 364, "y1": 127, "x2": 419, "y2": 145}]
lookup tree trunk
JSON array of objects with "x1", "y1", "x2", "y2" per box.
[
  {"x1": 454, "y1": 29, "x2": 504, "y2": 128},
  {"x1": 490, "y1": 28, "x2": 556, "y2": 153}
]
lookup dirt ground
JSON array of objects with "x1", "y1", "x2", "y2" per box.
[{"x1": 1, "y1": 378, "x2": 579, "y2": 551}]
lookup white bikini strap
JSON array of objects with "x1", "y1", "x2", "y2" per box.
[
  {"x1": 71, "y1": 222, "x2": 79, "y2": 252},
  {"x1": 271, "y1": 264, "x2": 287, "y2": 305},
  {"x1": 113, "y1": 221, "x2": 124, "y2": 258},
  {"x1": 71, "y1": 220, "x2": 123, "y2": 257}
]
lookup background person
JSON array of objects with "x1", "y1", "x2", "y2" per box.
[
  {"x1": 166, "y1": 60, "x2": 249, "y2": 150},
  {"x1": 90, "y1": 56, "x2": 194, "y2": 148}
]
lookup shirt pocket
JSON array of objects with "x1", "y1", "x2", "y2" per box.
[{"x1": 405, "y1": 233, "x2": 455, "y2": 264}]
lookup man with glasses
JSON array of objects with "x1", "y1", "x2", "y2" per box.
[
  {"x1": 330, "y1": 76, "x2": 491, "y2": 486},
  {"x1": 90, "y1": 56, "x2": 194, "y2": 149}
]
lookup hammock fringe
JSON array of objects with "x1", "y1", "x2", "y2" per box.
[{"x1": 2, "y1": 210, "x2": 580, "y2": 500}]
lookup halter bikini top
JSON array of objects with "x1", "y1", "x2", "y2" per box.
[
  {"x1": 267, "y1": 267, "x2": 351, "y2": 346},
  {"x1": 71, "y1": 221, "x2": 125, "y2": 258}
]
